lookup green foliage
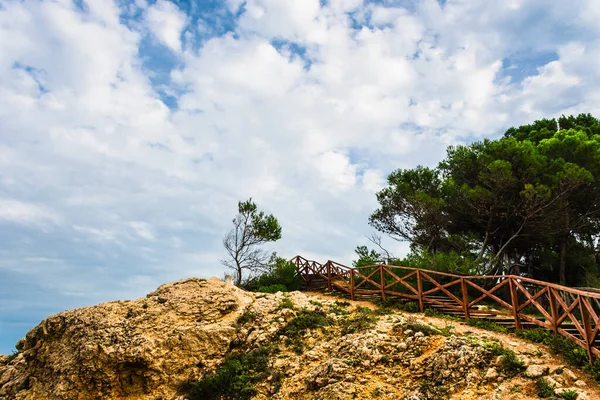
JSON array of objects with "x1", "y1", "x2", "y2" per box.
[
  {"x1": 339, "y1": 307, "x2": 377, "y2": 335},
  {"x1": 516, "y1": 328, "x2": 553, "y2": 343},
  {"x1": 242, "y1": 255, "x2": 300, "y2": 293},
  {"x1": 237, "y1": 311, "x2": 257, "y2": 325},
  {"x1": 223, "y1": 198, "x2": 283, "y2": 286},
  {"x1": 189, "y1": 347, "x2": 272, "y2": 400},
  {"x1": 545, "y1": 335, "x2": 589, "y2": 367},
  {"x1": 559, "y1": 390, "x2": 579, "y2": 400},
  {"x1": 482, "y1": 342, "x2": 525, "y2": 377},
  {"x1": 334, "y1": 300, "x2": 351, "y2": 307},
  {"x1": 401, "y1": 302, "x2": 419, "y2": 313},
  {"x1": 277, "y1": 296, "x2": 295, "y2": 310},
  {"x1": 466, "y1": 318, "x2": 509, "y2": 333},
  {"x1": 353, "y1": 245, "x2": 382, "y2": 267},
  {"x1": 423, "y1": 307, "x2": 461, "y2": 321},
  {"x1": 278, "y1": 309, "x2": 333, "y2": 339},
  {"x1": 370, "y1": 114, "x2": 600, "y2": 283},
  {"x1": 536, "y1": 377, "x2": 556, "y2": 398},
  {"x1": 257, "y1": 284, "x2": 287, "y2": 293},
  {"x1": 590, "y1": 358, "x2": 600, "y2": 383}
]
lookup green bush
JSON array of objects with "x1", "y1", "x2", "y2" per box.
[
  {"x1": 466, "y1": 318, "x2": 508, "y2": 333},
  {"x1": 334, "y1": 300, "x2": 350, "y2": 307},
  {"x1": 482, "y1": 342, "x2": 525, "y2": 377},
  {"x1": 237, "y1": 311, "x2": 257, "y2": 325},
  {"x1": 278, "y1": 309, "x2": 333, "y2": 339},
  {"x1": 589, "y1": 358, "x2": 600, "y2": 383},
  {"x1": 402, "y1": 302, "x2": 419, "y2": 313},
  {"x1": 277, "y1": 297, "x2": 295, "y2": 310},
  {"x1": 340, "y1": 307, "x2": 377, "y2": 335},
  {"x1": 242, "y1": 255, "x2": 300, "y2": 292},
  {"x1": 559, "y1": 390, "x2": 579, "y2": 400},
  {"x1": 189, "y1": 347, "x2": 272, "y2": 400},
  {"x1": 544, "y1": 334, "x2": 588, "y2": 367},
  {"x1": 536, "y1": 377, "x2": 555, "y2": 398},
  {"x1": 257, "y1": 284, "x2": 287, "y2": 293},
  {"x1": 516, "y1": 328, "x2": 553, "y2": 343}
]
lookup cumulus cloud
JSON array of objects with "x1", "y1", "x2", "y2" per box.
[
  {"x1": 145, "y1": 0, "x2": 187, "y2": 52},
  {"x1": 0, "y1": 0, "x2": 599, "y2": 353}
]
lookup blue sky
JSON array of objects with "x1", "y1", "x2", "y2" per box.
[{"x1": 1, "y1": 0, "x2": 600, "y2": 354}]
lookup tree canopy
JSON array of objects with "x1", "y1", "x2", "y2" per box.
[
  {"x1": 222, "y1": 198, "x2": 282, "y2": 286},
  {"x1": 369, "y1": 114, "x2": 600, "y2": 286}
]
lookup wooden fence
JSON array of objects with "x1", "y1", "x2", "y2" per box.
[{"x1": 292, "y1": 255, "x2": 600, "y2": 363}]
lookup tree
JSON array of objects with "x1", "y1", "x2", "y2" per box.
[
  {"x1": 222, "y1": 198, "x2": 282, "y2": 286},
  {"x1": 353, "y1": 245, "x2": 383, "y2": 268},
  {"x1": 369, "y1": 114, "x2": 600, "y2": 285}
]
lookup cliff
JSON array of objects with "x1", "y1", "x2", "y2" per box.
[{"x1": 0, "y1": 277, "x2": 597, "y2": 399}]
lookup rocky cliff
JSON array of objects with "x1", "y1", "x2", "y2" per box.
[{"x1": 0, "y1": 277, "x2": 598, "y2": 400}]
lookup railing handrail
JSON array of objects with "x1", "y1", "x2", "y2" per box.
[
  {"x1": 292, "y1": 255, "x2": 600, "y2": 300},
  {"x1": 291, "y1": 254, "x2": 600, "y2": 363}
]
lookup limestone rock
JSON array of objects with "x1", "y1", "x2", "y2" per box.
[
  {"x1": 0, "y1": 278, "x2": 252, "y2": 400},
  {"x1": 525, "y1": 364, "x2": 549, "y2": 378}
]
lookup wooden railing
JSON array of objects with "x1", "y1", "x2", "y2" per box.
[{"x1": 292, "y1": 255, "x2": 600, "y2": 363}]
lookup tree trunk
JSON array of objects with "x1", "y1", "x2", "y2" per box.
[{"x1": 559, "y1": 209, "x2": 570, "y2": 285}]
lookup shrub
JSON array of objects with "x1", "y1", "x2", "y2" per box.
[
  {"x1": 257, "y1": 284, "x2": 287, "y2": 293},
  {"x1": 482, "y1": 342, "x2": 525, "y2": 377},
  {"x1": 466, "y1": 318, "x2": 508, "y2": 333},
  {"x1": 402, "y1": 302, "x2": 419, "y2": 313},
  {"x1": 559, "y1": 390, "x2": 579, "y2": 400},
  {"x1": 328, "y1": 304, "x2": 350, "y2": 316},
  {"x1": 242, "y1": 255, "x2": 300, "y2": 292},
  {"x1": 589, "y1": 358, "x2": 600, "y2": 383},
  {"x1": 334, "y1": 300, "x2": 350, "y2": 307},
  {"x1": 189, "y1": 347, "x2": 272, "y2": 400},
  {"x1": 237, "y1": 311, "x2": 257, "y2": 325},
  {"x1": 340, "y1": 307, "x2": 377, "y2": 335},
  {"x1": 516, "y1": 328, "x2": 552, "y2": 343},
  {"x1": 277, "y1": 297, "x2": 295, "y2": 310},
  {"x1": 544, "y1": 335, "x2": 588, "y2": 367},
  {"x1": 536, "y1": 377, "x2": 555, "y2": 398},
  {"x1": 278, "y1": 309, "x2": 333, "y2": 339}
]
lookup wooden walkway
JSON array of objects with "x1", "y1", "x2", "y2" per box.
[{"x1": 292, "y1": 255, "x2": 600, "y2": 363}]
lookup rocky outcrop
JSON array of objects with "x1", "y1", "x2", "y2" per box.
[
  {"x1": 1, "y1": 278, "x2": 599, "y2": 400},
  {"x1": 0, "y1": 278, "x2": 253, "y2": 400}
]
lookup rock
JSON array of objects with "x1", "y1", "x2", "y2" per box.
[
  {"x1": 575, "y1": 380, "x2": 587, "y2": 387},
  {"x1": 305, "y1": 359, "x2": 349, "y2": 390},
  {"x1": 0, "y1": 278, "x2": 252, "y2": 400},
  {"x1": 485, "y1": 367, "x2": 499, "y2": 381},
  {"x1": 563, "y1": 368, "x2": 578, "y2": 381},
  {"x1": 544, "y1": 376, "x2": 560, "y2": 388},
  {"x1": 525, "y1": 364, "x2": 549, "y2": 378}
]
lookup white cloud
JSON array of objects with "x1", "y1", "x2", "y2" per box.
[
  {"x1": 145, "y1": 0, "x2": 186, "y2": 52},
  {"x1": 0, "y1": 199, "x2": 60, "y2": 226},
  {"x1": 1, "y1": 0, "x2": 600, "y2": 353}
]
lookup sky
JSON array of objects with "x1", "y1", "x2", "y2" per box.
[{"x1": 0, "y1": 0, "x2": 599, "y2": 354}]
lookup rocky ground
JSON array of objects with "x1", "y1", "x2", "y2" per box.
[{"x1": 0, "y1": 277, "x2": 599, "y2": 400}]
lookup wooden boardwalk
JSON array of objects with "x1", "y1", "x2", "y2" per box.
[{"x1": 292, "y1": 255, "x2": 600, "y2": 363}]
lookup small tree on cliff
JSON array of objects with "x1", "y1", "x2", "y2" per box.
[{"x1": 222, "y1": 198, "x2": 282, "y2": 286}]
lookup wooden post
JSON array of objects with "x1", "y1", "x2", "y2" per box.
[
  {"x1": 350, "y1": 269, "x2": 355, "y2": 301},
  {"x1": 580, "y1": 295, "x2": 594, "y2": 364},
  {"x1": 461, "y1": 277, "x2": 470, "y2": 320},
  {"x1": 417, "y1": 270, "x2": 424, "y2": 313},
  {"x1": 327, "y1": 262, "x2": 332, "y2": 291},
  {"x1": 380, "y1": 265, "x2": 386, "y2": 303},
  {"x1": 549, "y1": 288, "x2": 559, "y2": 333},
  {"x1": 509, "y1": 277, "x2": 521, "y2": 330}
]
